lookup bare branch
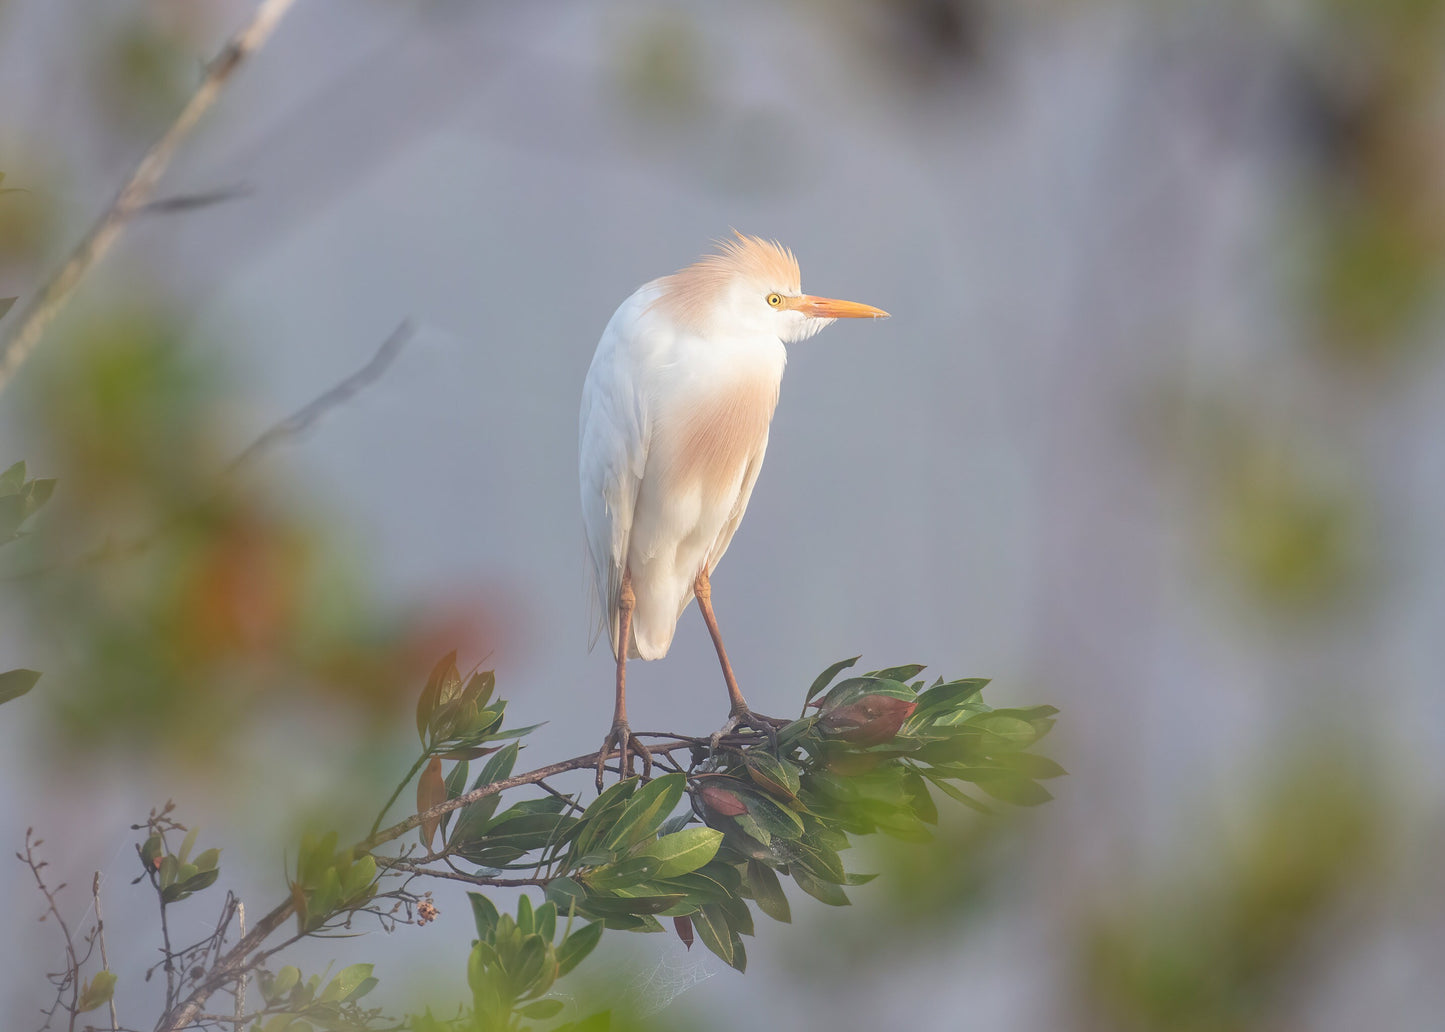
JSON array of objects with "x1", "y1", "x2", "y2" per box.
[
  {"x1": 0, "y1": 0, "x2": 299, "y2": 396},
  {"x1": 21, "y1": 830, "x2": 82, "y2": 1032},
  {"x1": 2, "y1": 321, "x2": 415, "y2": 584},
  {"x1": 227, "y1": 320, "x2": 414, "y2": 475}
]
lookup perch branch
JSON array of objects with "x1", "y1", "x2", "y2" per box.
[{"x1": 152, "y1": 735, "x2": 713, "y2": 1032}]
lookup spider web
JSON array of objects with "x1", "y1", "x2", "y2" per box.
[{"x1": 628, "y1": 943, "x2": 718, "y2": 1016}]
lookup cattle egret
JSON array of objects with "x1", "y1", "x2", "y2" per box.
[{"x1": 580, "y1": 232, "x2": 889, "y2": 786}]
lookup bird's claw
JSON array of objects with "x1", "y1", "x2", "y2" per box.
[
  {"x1": 708, "y1": 708, "x2": 785, "y2": 758},
  {"x1": 596, "y1": 720, "x2": 653, "y2": 791}
]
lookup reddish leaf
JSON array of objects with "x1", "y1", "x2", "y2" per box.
[
  {"x1": 698, "y1": 784, "x2": 747, "y2": 816},
  {"x1": 820, "y1": 695, "x2": 917, "y2": 746},
  {"x1": 417, "y1": 757, "x2": 446, "y2": 849},
  {"x1": 674, "y1": 915, "x2": 695, "y2": 950}
]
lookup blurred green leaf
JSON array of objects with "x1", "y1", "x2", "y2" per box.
[
  {"x1": 0, "y1": 668, "x2": 40, "y2": 705},
  {"x1": 555, "y1": 920, "x2": 603, "y2": 977},
  {"x1": 76, "y1": 969, "x2": 117, "y2": 1013}
]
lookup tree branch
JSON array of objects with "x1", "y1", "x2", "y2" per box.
[
  {"x1": 152, "y1": 738, "x2": 700, "y2": 1032},
  {"x1": 0, "y1": 0, "x2": 298, "y2": 396}
]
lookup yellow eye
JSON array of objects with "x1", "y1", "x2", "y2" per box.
[{"x1": 766, "y1": 293, "x2": 784, "y2": 308}]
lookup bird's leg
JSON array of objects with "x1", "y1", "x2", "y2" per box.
[
  {"x1": 694, "y1": 568, "x2": 785, "y2": 754},
  {"x1": 597, "y1": 568, "x2": 652, "y2": 791}
]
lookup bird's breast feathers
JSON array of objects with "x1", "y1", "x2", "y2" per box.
[{"x1": 650, "y1": 356, "x2": 782, "y2": 493}]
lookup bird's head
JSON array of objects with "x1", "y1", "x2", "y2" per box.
[{"x1": 653, "y1": 232, "x2": 889, "y2": 344}]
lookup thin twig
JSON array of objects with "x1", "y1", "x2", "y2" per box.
[
  {"x1": 1, "y1": 321, "x2": 415, "y2": 584},
  {"x1": 141, "y1": 184, "x2": 252, "y2": 215},
  {"x1": 227, "y1": 319, "x2": 413, "y2": 474},
  {"x1": 21, "y1": 830, "x2": 83, "y2": 1032},
  {"x1": 156, "y1": 863, "x2": 176, "y2": 1009},
  {"x1": 378, "y1": 859, "x2": 549, "y2": 888},
  {"x1": 368, "y1": 743, "x2": 432, "y2": 841},
  {"x1": 0, "y1": 0, "x2": 299, "y2": 396},
  {"x1": 92, "y1": 874, "x2": 119, "y2": 1032}
]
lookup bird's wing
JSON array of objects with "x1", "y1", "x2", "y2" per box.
[{"x1": 579, "y1": 303, "x2": 653, "y2": 658}]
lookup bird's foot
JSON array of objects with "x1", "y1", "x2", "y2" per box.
[
  {"x1": 708, "y1": 707, "x2": 786, "y2": 757},
  {"x1": 596, "y1": 719, "x2": 653, "y2": 791}
]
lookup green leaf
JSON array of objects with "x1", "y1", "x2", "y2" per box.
[
  {"x1": 520, "y1": 999, "x2": 565, "y2": 1020},
  {"x1": 416, "y1": 652, "x2": 456, "y2": 744},
  {"x1": 0, "y1": 461, "x2": 24, "y2": 494},
  {"x1": 637, "y1": 827, "x2": 723, "y2": 879},
  {"x1": 264, "y1": 965, "x2": 300, "y2": 1002},
  {"x1": 545, "y1": 876, "x2": 586, "y2": 912},
  {"x1": 456, "y1": 813, "x2": 575, "y2": 868},
  {"x1": 77, "y1": 970, "x2": 117, "y2": 1013},
  {"x1": 924, "y1": 773, "x2": 995, "y2": 814},
  {"x1": 804, "y1": 656, "x2": 860, "y2": 709},
  {"x1": 791, "y1": 865, "x2": 850, "y2": 906},
  {"x1": 577, "y1": 895, "x2": 683, "y2": 919},
  {"x1": 0, "y1": 669, "x2": 40, "y2": 705},
  {"x1": 965, "y1": 712, "x2": 1038, "y2": 748},
  {"x1": 469, "y1": 892, "x2": 500, "y2": 940},
  {"x1": 742, "y1": 790, "x2": 805, "y2": 841},
  {"x1": 693, "y1": 903, "x2": 747, "y2": 972},
  {"x1": 0, "y1": 493, "x2": 25, "y2": 539},
  {"x1": 586, "y1": 855, "x2": 663, "y2": 891},
  {"x1": 689, "y1": 904, "x2": 734, "y2": 968},
  {"x1": 989, "y1": 751, "x2": 1068, "y2": 779},
  {"x1": 603, "y1": 773, "x2": 685, "y2": 851},
  {"x1": 555, "y1": 920, "x2": 603, "y2": 976},
  {"x1": 463, "y1": 669, "x2": 496, "y2": 709},
  {"x1": 178, "y1": 827, "x2": 199, "y2": 864},
  {"x1": 868, "y1": 663, "x2": 927, "y2": 682},
  {"x1": 745, "y1": 752, "x2": 801, "y2": 799},
  {"x1": 744, "y1": 860, "x2": 790, "y2": 924},
  {"x1": 22, "y1": 477, "x2": 55, "y2": 518},
  {"x1": 176, "y1": 868, "x2": 219, "y2": 897},
  {"x1": 321, "y1": 963, "x2": 374, "y2": 1003},
  {"x1": 535, "y1": 900, "x2": 557, "y2": 942},
  {"x1": 911, "y1": 678, "x2": 988, "y2": 717},
  {"x1": 570, "y1": 778, "x2": 639, "y2": 860},
  {"x1": 976, "y1": 774, "x2": 1053, "y2": 806},
  {"x1": 508, "y1": 935, "x2": 550, "y2": 998}
]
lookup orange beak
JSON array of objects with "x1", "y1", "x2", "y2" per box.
[{"x1": 792, "y1": 295, "x2": 890, "y2": 320}]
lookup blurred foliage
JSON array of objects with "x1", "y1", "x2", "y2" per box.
[
  {"x1": 612, "y1": 9, "x2": 707, "y2": 124},
  {"x1": 87, "y1": 9, "x2": 208, "y2": 132},
  {"x1": 0, "y1": 459, "x2": 55, "y2": 707},
  {"x1": 1147, "y1": 387, "x2": 1374, "y2": 617},
  {"x1": 1286, "y1": 0, "x2": 1445, "y2": 368},
  {"x1": 2, "y1": 300, "x2": 436, "y2": 766},
  {"x1": 0, "y1": 165, "x2": 62, "y2": 271},
  {"x1": 1209, "y1": 442, "x2": 1370, "y2": 613},
  {"x1": 1078, "y1": 749, "x2": 1387, "y2": 1032}
]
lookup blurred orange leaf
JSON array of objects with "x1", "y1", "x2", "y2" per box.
[{"x1": 417, "y1": 757, "x2": 445, "y2": 849}]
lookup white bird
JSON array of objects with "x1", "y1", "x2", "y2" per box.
[{"x1": 579, "y1": 233, "x2": 888, "y2": 784}]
